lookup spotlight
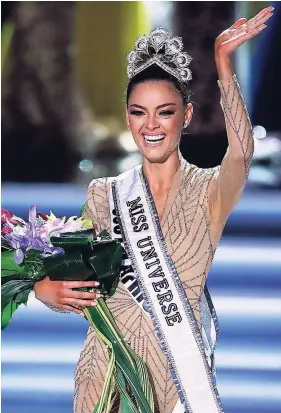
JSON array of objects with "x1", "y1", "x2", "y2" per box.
[
  {"x1": 78, "y1": 159, "x2": 93, "y2": 173},
  {"x1": 253, "y1": 125, "x2": 267, "y2": 140}
]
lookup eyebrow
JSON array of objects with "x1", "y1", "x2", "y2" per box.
[{"x1": 129, "y1": 103, "x2": 176, "y2": 110}]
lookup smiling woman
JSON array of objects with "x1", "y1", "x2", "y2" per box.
[
  {"x1": 126, "y1": 64, "x2": 193, "y2": 159},
  {"x1": 33, "y1": 9, "x2": 274, "y2": 413},
  {"x1": 125, "y1": 65, "x2": 193, "y2": 165}
]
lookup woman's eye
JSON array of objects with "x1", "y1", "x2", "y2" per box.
[
  {"x1": 159, "y1": 110, "x2": 175, "y2": 116},
  {"x1": 130, "y1": 110, "x2": 145, "y2": 116}
]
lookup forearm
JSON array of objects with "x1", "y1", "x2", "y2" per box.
[
  {"x1": 208, "y1": 7, "x2": 273, "y2": 223},
  {"x1": 216, "y1": 57, "x2": 254, "y2": 177},
  {"x1": 208, "y1": 58, "x2": 254, "y2": 223}
]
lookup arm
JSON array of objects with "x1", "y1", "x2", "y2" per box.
[
  {"x1": 34, "y1": 179, "x2": 107, "y2": 315},
  {"x1": 34, "y1": 278, "x2": 100, "y2": 315},
  {"x1": 208, "y1": 66, "x2": 254, "y2": 223},
  {"x1": 208, "y1": 7, "x2": 273, "y2": 223}
]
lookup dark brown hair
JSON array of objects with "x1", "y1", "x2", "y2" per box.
[{"x1": 126, "y1": 64, "x2": 191, "y2": 107}]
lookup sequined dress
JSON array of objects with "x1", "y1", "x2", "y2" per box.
[{"x1": 73, "y1": 75, "x2": 254, "y2": 413}]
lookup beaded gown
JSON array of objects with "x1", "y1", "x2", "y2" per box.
[{"x1": 73, "y1": 75, "x2": 254, "y2": 413}]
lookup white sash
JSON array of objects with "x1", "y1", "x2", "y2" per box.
[{"x1": 109, "y1": 167, "x2": 224, "y2": 413}]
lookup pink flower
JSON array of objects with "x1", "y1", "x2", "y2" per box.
[
  {"x1": 1, "y1": 209, "x2": 13, "y2": 224},
  {"x1": 37, "y1": 212, "x2": 47, "y2": 221},
  {"x1": 1, "y1": 208, "x2": 26, "y2": 227},
  {"x1": 2, "y1": 225, "x2": 12, "y2": 233}
]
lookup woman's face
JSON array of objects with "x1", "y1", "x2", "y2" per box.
[{"x1": 126, "y1": 80, "x2": 193, "y2": 164}]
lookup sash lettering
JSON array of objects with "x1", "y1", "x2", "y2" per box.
[
  {"x1": 111, "y1": 207, "x2": 145, "y2": 305},
  {"x1": 127, "y1": 197, "x2": 148, "y2": 232},
  {"x1": 134, "y1": 225, "x2": 182, "y2": 326},
  {"x1": 111, "y1": 167, "x2": 223, "y2": 413}
]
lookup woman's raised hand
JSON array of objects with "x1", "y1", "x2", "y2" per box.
[
  {"x1": 34, "y1": 277, "x2": 102, "y2": 316},
  {"x1": 215, "y1": 6, "x2": 274, "y2": 61}
]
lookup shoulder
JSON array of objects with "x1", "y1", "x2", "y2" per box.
[
  {"x1": 87, "y1": 176, "x2": 115, "y2": 200},
  {"x1": 88, "y1": 176, "x2": 111, "y2": 193},
  {"x1": 88, "y1": 165, "x2": 139, "y2": 195},
  {"x1": 184, "y1": 161, "x2": 220, "y2": 186},
  {"x1": 86, "y1": 177, "x2": 115, "y2": 233},
  {"x1": 181, "y1": 161, "x2": 220, "y2": 204},
  {"x1": 87, "y1": 177, "x2": 112, "y2": 213}
]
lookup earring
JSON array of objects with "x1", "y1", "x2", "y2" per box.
[{"x1": 127, "y1": 124, "x2": 130, "y2": 129}]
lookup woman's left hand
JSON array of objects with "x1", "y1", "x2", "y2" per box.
[{"x1": 215, "y1": 6, "x2": 274, "y2": 69}]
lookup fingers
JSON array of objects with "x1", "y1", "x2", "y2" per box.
[
  {"x1": 217, "y1": 5, "x2": 273, "y2": 51},
  {"x1": 226, "y1": 23, "x2": 267, "y2": 49},
  {"x1": 61, "y1": 280, "x2": 100, "y2": 289},
  {"x1": 230, "y1": 17, "x2": 247, "y2": 30},
  {"x1": 217, "y1": 18, "x2": 247, "y2": 45},
  {"x1": 59, "y1": 297, "x2": 99, "y2": 307},
  {"x1": 55, "y1": 280, "x2": 103, "y2": 308},
  {"x1": 227, "y1": 6, "x2": 273, "y2": 37},
  {"x1": 67, "y1": 289, "x2": 103, "y2": 300},
  {"x1": 247, "y1": 7, "x2": 273, "y2": 31},
  {"x1": 246, "y1": 6, "x2": 272, "y2": 29},
  {"x1": 61, "y1": 304, "x2": 85, "y2": 316},
  {"x1": 244, "y1": 23, "x2": 267, "y2": 40},
  {"x1": 253, "y1": 6, "x2": 274, "y2": 21}
]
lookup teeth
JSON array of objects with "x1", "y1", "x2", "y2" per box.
[{"x1": 144, "y1": 135, "x2": 165, "y2": 143}]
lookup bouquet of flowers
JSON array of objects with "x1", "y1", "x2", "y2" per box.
[{"x1": 1, "y1": 206, "x2": 154, "y2": 413}]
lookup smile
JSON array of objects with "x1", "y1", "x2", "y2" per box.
[{"x1": 143, "y1": 134, "x2": 165, "y2": 144}]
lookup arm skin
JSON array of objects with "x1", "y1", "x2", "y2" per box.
[
  {"x1": 33, "y1": 197, "x2": 101, "y2": 315},
  {"x1": 208, "y1": 7, "x2": 273, "y2": 224},
  {"x1": 208, "y1": 58, "x2": 254, "y2": 223}
]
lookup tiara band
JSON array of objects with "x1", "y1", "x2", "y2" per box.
[{"x1": 127, "y1": 27, "x2": 192, "y2": 83}]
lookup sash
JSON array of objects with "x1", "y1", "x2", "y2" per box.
[{"x1": 109, "y1": 167, "x2": 224, "y2": 413}]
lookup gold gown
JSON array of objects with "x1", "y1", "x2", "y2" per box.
[{"x1": 73, "y1": 74, "x2": 254, "y2": 413}]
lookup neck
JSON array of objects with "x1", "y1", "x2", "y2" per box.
[{"x1": 142, "y1": 150, "x2": 180, "y2": 192}]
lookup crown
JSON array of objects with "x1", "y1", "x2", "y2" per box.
[{"x1": 127, "y1": 27, "x2": 192, "y2": 83}]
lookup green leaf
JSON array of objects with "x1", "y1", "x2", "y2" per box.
[
  {"x1": 115, "y1": 366, "x2": 139, "y2": 413},
  {"x1": 1, "y1": 279, "x2": 33, "y2": 311},
  {"x1": 1, "y1": 250, "x2": 25, "y2": 278},
  {"x1": 86, "y1": 303, "x2": 153, "y2": 413},
  {"x1": 80, "y1": 202, "x2": 87, "y2": 218},
  {"x1": 1, "y1": 227, "x2": 153, "y2": 409},
  {"x1": 43, "y1": 251, "x2": 93, "y2": 281},
  {"x1": 1, "y1": 249, "x2": 45, "y2": 281},
  {"x1": 1, "y1": 236, "x2": 13, "y2": 252},
  {"x1": 23, "y1": 250, "x2": 45, "y2": 281},
  {"x1": 99, "y1": 230, "x2": 112, "y2": 240},
  {"x1": 50, "y1": 231, "x2": 93, "y2": 252},
  {"x1": 86, "y1": 242, "x2": 122, "y2": 296},
  {"x1": 1, "y1": 301, "x2": 19, "y2": 330},
  {"x1": 48, "y1": 233, "x2": 123, "y2": 297},
  {"x1": 1, "y1": 250, "x2": 45, "y2": 329},
  {"x1": 14, "y1": 289, "x2": 30, "y2": 305}
]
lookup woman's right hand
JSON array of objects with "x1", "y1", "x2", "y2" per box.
[{"x1": 34, "y1": 277, "x2": 102, "y2": 316}]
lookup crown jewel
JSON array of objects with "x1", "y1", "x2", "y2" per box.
[{"x1": 127, "y1": 27, "x2": 192, "y2": 83}]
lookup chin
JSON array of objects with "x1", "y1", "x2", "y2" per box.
[{"x1": 142, "y1": 150, "x2": 173, "y2": 164}]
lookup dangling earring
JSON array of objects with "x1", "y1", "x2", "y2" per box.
[{"x1": 127, "y1": 124, "x2": 130, "y2": 130}]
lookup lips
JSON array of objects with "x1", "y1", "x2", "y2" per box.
[{"x1": 142, "y1": 134, "x2": 165, "y2": 143}]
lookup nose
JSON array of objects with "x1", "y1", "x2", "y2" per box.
[{"x1": 145, "y1": 114, "x2": 160, "y2": 130}]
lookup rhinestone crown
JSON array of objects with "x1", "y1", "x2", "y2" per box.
[{"x1": 127, "y1": 27, "x2": 192, "y2": 83}]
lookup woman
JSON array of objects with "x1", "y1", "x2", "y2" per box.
[{"x1": 34, "y1": 7, "x2": 273, "y2": 413}]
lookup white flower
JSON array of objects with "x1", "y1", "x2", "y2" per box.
[{"x1": 41, "y1": 211, "x2": 93, "y2": 237}]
